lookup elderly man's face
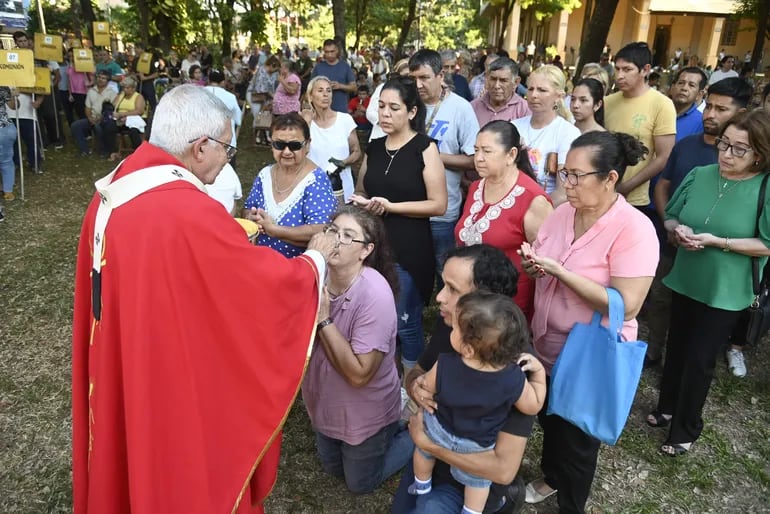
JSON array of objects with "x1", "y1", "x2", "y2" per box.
[
  {"x1": 486, "y1": 67, "x2": 516, "y2": 104},
  {"x1": 436, "y1": 257, "x2": 475, "y2": 327},
  {"x1": 192, "y1": 125, "x2": 233, "y2": 185}
]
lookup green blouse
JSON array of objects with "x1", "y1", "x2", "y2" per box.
[{"x1": 664, "y1": 164, "x2": 770, "y2": 311}]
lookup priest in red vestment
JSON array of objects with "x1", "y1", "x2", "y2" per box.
[{"x1": 71, "y1": 85, "x2": 336, "y2": 514}]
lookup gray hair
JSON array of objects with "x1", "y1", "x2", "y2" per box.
[
  {"x1": 488, "y1": 57, "x2": 519, "y2": 77},
  {"x1": 149, "y1": 85, "x2": 232, "y2": 156},
  {"x1": 439, "y1": 50, "x2": 457, "y2": 62},
  {"x1": 121, "y1": 76, "x2": 137, "y2": 88}
]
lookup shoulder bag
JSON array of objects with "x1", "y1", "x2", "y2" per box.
[
  {"x1": 546, "y1": 288, "x2": 647, "y2": 445},
  {"x1": 744, "y1": 174, "x2": 770, "y2": 345}
]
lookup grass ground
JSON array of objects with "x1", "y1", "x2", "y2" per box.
[{"x1": 1, "y1": 118, "x2": 769, "y2": 513}]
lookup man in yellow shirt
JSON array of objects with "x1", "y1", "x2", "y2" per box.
[{"x1": 604, "y1": 42, "x2": 676, "y2": 208}]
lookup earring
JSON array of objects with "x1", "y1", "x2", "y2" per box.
[{"x1": 553, "y1": 104, "x2": 559, "y2": 111}]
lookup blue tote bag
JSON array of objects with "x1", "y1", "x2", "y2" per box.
[{"x1": 546, "y1": 288, "x2": 647, "y2": 445}]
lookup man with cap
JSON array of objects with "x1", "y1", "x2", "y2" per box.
[{"x1": 71, "y1": 69, "x2": 118, "y2": 157}]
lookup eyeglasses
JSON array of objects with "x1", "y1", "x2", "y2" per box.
[
  {"x1": 272, "y1": 140, "x2": 306, "y2": 152},
  {"x1": 715, "y1": 137, "x2": 752, "y2": 158},
  {"x1": 188, "y1": 136, "x2": 237, "y2": 160},
  {"x1": 324, "y1": 225, "x2": 368, "y2": 245},
  {"x1": 558, "y1": 169, "x2": 604, "y2": 186}
]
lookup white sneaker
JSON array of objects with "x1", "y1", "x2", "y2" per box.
[{"x1": 726, "y1": 348, "x2": 747, "y2": 378}]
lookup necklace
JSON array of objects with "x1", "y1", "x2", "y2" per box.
[
  {"x1": 704, "y1": 171, "x2": 752, "y2": 224},
  {"x1": 327, "y1": 268, "x2": 363, "y2": 298},
  {"x1": 383, "y1": 133, "x2": 417, "y2": 175},
  {"x1": 272, "y1": 164, "x2": 303, "y2": 195},
  {"x1": 424, "y1": 86, "x2": 447, "y2": 133}
]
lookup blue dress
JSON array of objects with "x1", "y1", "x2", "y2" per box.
[{"x1": 244, "y1": 165, "x2": 336, "y2": 257}]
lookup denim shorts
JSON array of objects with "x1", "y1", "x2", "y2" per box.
[{"x1": 418, "y1": 411, "x2": 494, "y2": 488}]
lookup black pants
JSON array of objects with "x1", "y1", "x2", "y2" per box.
[
  {"x1": 657, "y1": 292, "x2": 741, "y2": 443},
  {"x1": 539, "y1": 376, "x2": 601, "y2": 514},
  {"x1": 37, "y1": 94, "x2": 63, "y2": 145}
]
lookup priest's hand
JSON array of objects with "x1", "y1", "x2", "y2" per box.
[{"x1": 308, "y1": 231, "x2": 337, "y2": 261}]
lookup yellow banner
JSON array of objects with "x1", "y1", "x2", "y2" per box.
[
  {"x1": 73, "y1": 48, "x2": 95, "y2": 73},
  {"x1": 93, "y1": 22, "x2": 110, "y2": 47},
  {"x1": 137, "y1": 52, "x2": 152, "y2": 75},
  {"x1": 33, "y1": 33, "x2": 63, "y2": 62},
  {"x1": 0, "y1": 49, "x2": 36, "y2": 87},
  {"x1": 18, "y1": 67, "x2": 52, "y2": 95}
]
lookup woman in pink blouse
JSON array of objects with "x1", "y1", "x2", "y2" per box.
[
  {"x1": 273, "y1": 59, "x2": 301, "y2": 115},
  {"x1": 518, "y1": 131, "x2": 658, "y2": 513},
  {"x1": 66, "y1": 49, "x2": 92, "y2": 123}
]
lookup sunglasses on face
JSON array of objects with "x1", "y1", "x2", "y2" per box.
[{"x1": 272, "y1": 140, "x2": 306, "y2": 151}]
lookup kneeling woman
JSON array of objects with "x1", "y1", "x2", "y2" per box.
[{"x1": 302, "y1": 205, "x2": 414, "y2": 493}]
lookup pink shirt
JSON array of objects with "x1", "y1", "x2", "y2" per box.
[
  {"x1": 67, "y1": 67, "x2": 91, "y2": 95},
  {"x1": 471, "y1": 92, "x2": 531, "y2": 126},
  {"x1": 531, "y1": 195, "x2": 659, "y2": 373},
  {"x1": 302, "y1": 267, "x2": 400, "y2": 445},
  {"x1": 273, "y1": 73, "x2": 301, "y2": 115}
]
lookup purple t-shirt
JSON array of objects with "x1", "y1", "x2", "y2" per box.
[{"x1": 302, "y1": 267, "x2": 400, "y2": 445}]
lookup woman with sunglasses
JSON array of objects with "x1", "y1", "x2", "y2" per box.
[
  {"x1": 243, "y1": 113, "x2": 336, "y2": 257},
  {"x1": 351, "y1": 76, "x2": 447, "y2": 376},
  {"x1": 518, "y1": 131, "x2": 657, "y2": 512},
  {"x1": 649, "y1": 110, "x2": 770, "y2": 456},
  {"x1": 302, "y1": 205, "x2": 413, "y2": 494},
  {"x1": 303, "y1": 75, "x2": 362, "y2": 202}
]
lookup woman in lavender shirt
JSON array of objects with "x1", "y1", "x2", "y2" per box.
[{"x1": 302, "y1": 205, "x2": 414, "y2": 493}]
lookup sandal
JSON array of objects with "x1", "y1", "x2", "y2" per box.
[
  {"x1": 660, "y1": 442, "x2": 692, "y2": 456},
  {"x1": 646, "y1": 410, "x2": 672, "y2": 428}
]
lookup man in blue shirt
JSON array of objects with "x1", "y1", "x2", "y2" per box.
[
  {"x1": 311, "y1": 39, "x2": 356, "y2": 113},
  {"x1": 440, "y1": 50, "x2": 472, "y2": 101},
  {"x1": 669, "y1": 66, "x2": 708, "y2": 142},
  {"x1": 644, "y1": 77, "x2": 753, "y2": 368}
]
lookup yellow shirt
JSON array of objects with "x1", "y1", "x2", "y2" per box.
[{"x1": 604, "y1": 89, "x2": 676, "y2": 206}]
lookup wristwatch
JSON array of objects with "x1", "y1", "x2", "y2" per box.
[{"x1": 317, "y1": 318, "x2": 333, "y2": 331}]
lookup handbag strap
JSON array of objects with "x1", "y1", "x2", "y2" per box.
[
  {"x1": 750, "y1": 174, "x2": 770, "y2": 297},
  {"x1": 591, "y1": 288, "x2": 625, "y2": 338}
]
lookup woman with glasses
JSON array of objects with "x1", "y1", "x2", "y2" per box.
[
  {"x1": 103, "y1": 76, "x2": 146, "y2": 161},
  {"x1": 302, "y1": 205, "x2": 413, "y2": 493},
  {"x1": 518, "y1": 131, "x2": 657, "y2": 512},
  {"x1": 303, "y1": 75, "x2": 362, "y2": 202},
  {"x1": 242, "y1": 113, "x2": 336, "y2": 257},
  {"x1": 649, "y1": 110, "x2": 770, "y2": 456},
  {"x1": 351, "y1": 76, "x2": 446, "y2": 375}
]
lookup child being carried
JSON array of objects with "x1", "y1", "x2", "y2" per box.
[{"x1": 408, "y1": 290, "x2": 546, "y2": 514}]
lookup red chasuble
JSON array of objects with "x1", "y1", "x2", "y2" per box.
[{"x1": 72, "y1": 142, "x2": 322, "y2": 514}]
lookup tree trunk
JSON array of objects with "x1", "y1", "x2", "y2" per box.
[
  {"x1": 151, "y1": 13, "x2": 173, "y2": 53},
  {"x1": 332, "y1": 0, "x2": 346, "y2": 50},
  {"x1": 79, "y1": 0, "x2": 95, "y2": 25},
  {"x1": 749, "y1": 0, "x2": 768, "y2": 72},
  {"x1": 395, "y1": 0, "x2": 418, "y2": 61},
  {"x1": 575, "y1": 0, "x2": 620, "y2": 79},
  {"x1": 136, "y1": 0, "x2": 151, "y2": 44},
  {"x1": 353, "y1": 0, "x2": 368, "y2": 51},
  {"x1": 219, "y1": 1, "x2": 235, "y2": 58},
  {"x1": 579, "y1": 0, "x2": 594, "y2": 51},
  {"x1": 496, "y1": 0, "x2": 516, "y2": 53}
]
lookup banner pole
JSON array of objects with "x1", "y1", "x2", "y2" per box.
[
  {"x1": 14, "y1": 98, "x2": 24, "y2": 200},
  {"x1": 37, "y1": 0, "x2": 47, "y2": 34}
]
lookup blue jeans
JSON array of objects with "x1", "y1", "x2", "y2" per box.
[
  {"x1": 418, "y1": 412, "x2": 494, "y2": 488},
  {"x1": 0, "y1": 123, "x2": 17, "y2": 193},
  {"x1": 71, "y1": 119, "x2": 106, "y2": 155},
  {"x1": 430, "y1": 219, "x2": 457, "y2": 290},
  {"x1": 397, "y1": 265, "x2": 425, "y2": 368},
  {"x1": 316, "y1": 421, "x2": 414, "y2": 494},
  {"x1": 392, "y1": 459, "x2": 465, "y2": 513}
]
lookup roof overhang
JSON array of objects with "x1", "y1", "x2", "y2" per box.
[{"x1": 649, "y1": 0, "x2": 737, "y2": 16}]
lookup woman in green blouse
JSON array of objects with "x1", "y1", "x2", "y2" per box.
[{"x1": 648, "y1": 110, "x2": 770, "y2": 456}]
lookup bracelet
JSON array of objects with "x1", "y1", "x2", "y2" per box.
[
  {"x1": 723, "y1": 238, "x2": 731, "y2": 252},
  {"x1": 317, "y1": 318, "x2": 333, "y2": 331}
]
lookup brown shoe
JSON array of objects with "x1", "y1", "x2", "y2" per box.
[{"x1": 3, "y1": 192, "x2": 14, "y2": 201}]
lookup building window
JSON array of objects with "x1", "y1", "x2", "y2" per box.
[{"x1": 721, "y1": 19, "x2": 739, "y2": 47}]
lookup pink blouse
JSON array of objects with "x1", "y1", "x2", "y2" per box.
[
  {"x1": 531, "y1": 194, "x2": 659, "y2": 373},
  {"x1": 67, "y1": 67, "x2": 91, "y2": 95},
  {"x1": 272, "y1": 73, "x2": 301, "y2": 115}
]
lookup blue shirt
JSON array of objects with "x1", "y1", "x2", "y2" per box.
[
  {"x1": 244, "y1": 166, "x2": 336, "y2": 257},
  {"x1": 661, "y1": 134, "x2": 717, "y2": 194},
  {"x1": 312, "y1": 60, "x2": 356, "y2": 113},
  {"x1": 452, "y1": 74, "x2": 472, "y2": 101},
  {"x1": 675, "y1": 103, "x2": 703, "y2": 142}
]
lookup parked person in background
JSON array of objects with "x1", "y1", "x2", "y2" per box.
[
  {"x1": 133, "y1": 43, "x2": 160, "y2": 114},
  {"x1": 570, "y1": 78, "x2": 606, "y2": 134},
  {"x1": 469, "y1": 54, "x2": 497, "y2": 99},
  {"x1": 71, "y1": 70, "x2": 117, "y2": 157},
  {"x1": 348, "y1": 85, "x2": 371, "y2": 130},
  {"x1": 580, "y1": 63, "x2": 610, "y2": 95},
  {"x1": 708, "y1": 55, "x2": 739, "y2": 85},
  {"x1": 96, "y1": 48, "x2": 125, "y2": 92},
  {"x1": 247, "y1": 56, "x2": 279, "y2": 144},
  {"x1": 440, "y1": 50, "x2": 473, "y2": 101},
  {"x1": 311, "y1": 39, "x2": 356, "y2": 113},
  {"x1": 669, "y1": 67, "x2": 708, "y2": 141},
  {"x1": 367, "y1": 58, "x2": 410, "y2": 141},
  {"x1": 471, "y1": 58, "x2": 530, "y2": 127},
  {"x1": 0, "y1": 87, "x2": 19, "y2": 200},
  {"x1": 103, "y1": 76, "x2": 146, "y2": 161},
  {"x1": 273, "y1": 59, "x2": 302, "y2": 115}
]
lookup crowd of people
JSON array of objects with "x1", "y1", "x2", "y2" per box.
[{"x1": 10, "y1": 28, "x2": 764, "y2": 513}]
